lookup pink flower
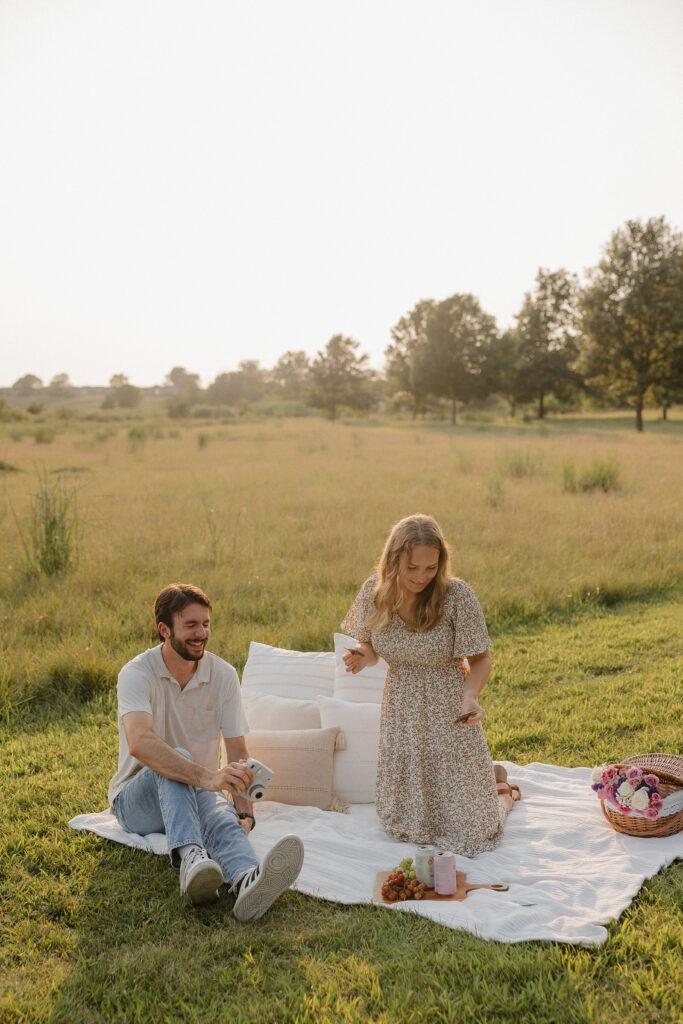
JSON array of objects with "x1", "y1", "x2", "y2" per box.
[
  {"x1": 601, "y1": 766, "x2": 617, "y2": 783},
  {"x1": 650, "y1": 792, "x2": 663, "y2": 806},
  {"x1": 618, "y1": 804, "x2": 631, "y2": 814},
  {"x1": 595, "y1": 786, "x2": 609, "y2": 800},
  {"x1": 625, "y1": 766, "x2": 643, "y2": 783},
  {"x1": 642, "y1": 774, "x2": 659, "y2": 788},
  {"x1": 645, "y1": 807, "x2": 659, "y2": 819}
]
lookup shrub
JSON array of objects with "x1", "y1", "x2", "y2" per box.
[
  {"x1": 128, "y1": 426, "x2": 147, "y2": 452},
  {"x1": 94, "y1": 428, "x2": 117, "y2": 443},
  {"x1": 33, "y1": 427, "x2": 56, "y2": 444},
  {"x1": 562, "y1": 459, "x2": 577, "y2": 493},
  {"x1": 27, "y1": 402, "x2": 44, "y2": 415},
  {"x1": 0, "y1": 460, "x2": 19, "y2": 473},
  {"x1": 485, "y1": 476, "x2": 504, "y2": 508},
  {"x1": 501, "y1": 448, "x2": 543, "y2": 478},
  {"x1": 167, "y1": 397, "x2": 190, "y2": 418},
  {"x1": 562, "y1": 456, "x2": 620, "y2": 493},
  {"x1": 13, "y1": 469, "x2": 78, "y2": 576},
  {"x1": 0, "y1": 398, "x2": 27, "y2": 422},
  {"x1": 198, "y1": 432, "x2": 210, "y2": 449}
]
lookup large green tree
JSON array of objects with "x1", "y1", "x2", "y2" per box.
[
  {"x1": 421, "y1": 294, "x2": 497, "y2": 425},
  {"x1": 385, "y1": 300, "x2": 435, "y2": 419},
  {"x1": 514, "y1": 268, "x2": 582, "y2": 419},
  {"x1": 272, "y1": 351, "x2": 310, "y2": 400},
  {"x1": 207, "y1": 361, "x2": 268, "y2": 406},
  {"x1": 580, "y1": 217, "x2": 683, "y2": 431},
  {"x1": 47, "y1": 373, "x2": 72, "y2": 395},
  {"x1": 12, "y1": 374, "x2": 42, "y2": 394},
  {"x1": 482, "y1": 330, "x2": 523, "y2": 417},
  {"x1": 307, "y1": 335, "x2": 373, "y2": 421},
  {"x1": 165, "y1": 366, "x2": 200, "y2": 395},
  {"x1": 106, "y1": 374, "x2": 141, "y2": 408}
]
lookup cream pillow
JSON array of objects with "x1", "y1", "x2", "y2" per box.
[
  {"x1": 241, "y1": 641, "x2": 335, "y2": 700},
  {"x1": 242, "y1": 693, "x2": 321, "y2": 731},
  {"x1": 333, "y1": 632, "x2": 388, "y2": 703},
  {"x1": 317, "y1": 694, "x2": 381, "y2": 804},
  {"x1": 246, "y1": 726, "x2": 349, "y2": 812}
]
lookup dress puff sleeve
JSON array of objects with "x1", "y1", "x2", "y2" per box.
[
  {"x1": 450, "y1": 579, "x2": 491, "y2": 659},
  {"x1": 341, "y1": 576, "x2": 376, "y2": 643}
]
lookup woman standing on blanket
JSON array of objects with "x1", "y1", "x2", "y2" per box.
[{"x1": 342, "y1": 513, "x2": 521, "y2": 857}]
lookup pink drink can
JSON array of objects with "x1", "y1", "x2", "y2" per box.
[{"x1": 433, "y1": 852, "x2": 458, "y2": 895}]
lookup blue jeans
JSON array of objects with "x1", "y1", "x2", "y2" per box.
[{"x1": 112, "y1": 748, "x2": 258, "y2": 886}]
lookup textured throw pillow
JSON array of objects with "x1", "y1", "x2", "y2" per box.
[
  {"x1": 241, "y1": 641, "x2": 335, "y2": 700},
  {"x1": 242, "y1": 693, "x2": 322, "y2": 731},
  {"x1": 246, "y1": 726, "x2": 349, "y2": 811},
  {"x1": 333, "y1": 632, "x2": 388, "y2": 703},
  {"x1": 317, "y1": 695, "x2": 381, "y2": 804}
]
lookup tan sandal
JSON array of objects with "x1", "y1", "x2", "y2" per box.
[{"x1": 496, "y1": 780, "x2": 522, "y2": 802}]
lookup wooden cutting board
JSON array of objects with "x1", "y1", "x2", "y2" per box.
[{"x1": 374, "y1": 870, "x2": 508, "y2": 904}]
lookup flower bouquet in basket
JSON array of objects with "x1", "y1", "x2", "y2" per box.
[
  {"x1": 591, "y1": 755, "x2": 683, "y2": 837},
  {"x1": 591, "y1": 764, "x2": 661, "y2": 818}
]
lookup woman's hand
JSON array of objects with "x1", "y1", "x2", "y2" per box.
[
  {"x1": 342, "y1": 642, "x2": 378, "y2": 674},
  {"x1": 342, "y1": 648, "x2": 366, "y2": 674},
  {"x1": 457, "y1": 694, "x2": 485, "y2": 725},
  {"x1": 457, "y1": 650, "x2": 490, "y2": 725}
]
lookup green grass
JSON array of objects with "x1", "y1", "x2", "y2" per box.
[
  {"x1": 2, "y1": 593, "x2": 681, "y2": 1024},
  {"x1": 0, "y1": 411, "x2": 682, "y2": 1022}
]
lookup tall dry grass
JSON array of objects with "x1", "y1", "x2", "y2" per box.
[{"x1": 1, "y1": 415, "x2": 681, "y2": 706}]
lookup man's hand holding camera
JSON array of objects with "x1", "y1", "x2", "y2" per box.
[{"x1": 201, "y1": 760, "x2": 254, "y2": 796}]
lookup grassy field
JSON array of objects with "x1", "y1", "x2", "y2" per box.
[{"x1": 1, "y1": 411, "x2": 682, "y2": 1023}]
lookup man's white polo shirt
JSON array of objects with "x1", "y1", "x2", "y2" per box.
[{"x1": 108, "y1": 645, "x2": 248, "y2": 806}]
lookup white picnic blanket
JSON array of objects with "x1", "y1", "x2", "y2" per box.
[{"x1": 68, "y1": 761, "x2": 683, "y2": 946}]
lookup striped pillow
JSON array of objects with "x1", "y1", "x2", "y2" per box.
[{"x1": 241, "y1": 641, "x2": 335, "y2": 700}]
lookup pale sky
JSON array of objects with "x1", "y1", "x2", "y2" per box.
[{"x1": 1, "y1": 0, "x2": 682, "y2": 388}]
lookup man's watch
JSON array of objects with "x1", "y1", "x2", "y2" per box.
[{"x1": 238, "y1": 812, "x2": 255, "y2": 830}]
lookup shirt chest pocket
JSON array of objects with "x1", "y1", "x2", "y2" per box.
[{"x1": 180, "y1": 692, "x2": 220, "y2": 740}]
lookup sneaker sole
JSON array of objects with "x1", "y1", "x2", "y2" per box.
[
  {"x1": 233, "y1": 835, "x2": 304, "y2": 922},
  {"x1": 184, "y1": 861, "x2": 224, "y2": 905}
]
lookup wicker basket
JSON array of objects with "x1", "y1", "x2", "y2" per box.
[{"x1": 600, "y1": 753, "x2": 683, "y2": 838}]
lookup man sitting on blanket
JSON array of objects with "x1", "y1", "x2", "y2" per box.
[{"x1": 108, "y1": 582, "x2": 304, "y2": 919}]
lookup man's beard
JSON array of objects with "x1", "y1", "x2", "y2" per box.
[{"x1": 169, "y1": 631, "x2": 206, "y2": 662}]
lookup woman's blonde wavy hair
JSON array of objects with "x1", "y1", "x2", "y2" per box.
[{"x1": 367, "y1": 514, "x2": 451, "y2": 633}]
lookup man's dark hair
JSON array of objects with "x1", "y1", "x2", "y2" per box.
[{"x1": 154, "y1": 583, "x2": 212, "y2": 637}]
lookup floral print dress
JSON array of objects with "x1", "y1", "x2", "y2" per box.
[{"x1": 342, "y1": 575, "x2": 505, "y2": 857}]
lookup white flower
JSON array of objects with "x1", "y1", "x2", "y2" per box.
[
  {"x1": 590, "y1": 765, "x2": 604, "y2": 783},
  {"x1": 631, "y1": 788, "x2": 650, "y2": 811},
  {"x1": 617, "y1": 781, "x2": 635, "y2": 803}
]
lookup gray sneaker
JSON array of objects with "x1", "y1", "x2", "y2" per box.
[
  {"x1": 233, "y1": 834, "x2": 304, "y2": 922},
  {"x1": 179, "y1": 847, "x2": 223, "y2": 905}
]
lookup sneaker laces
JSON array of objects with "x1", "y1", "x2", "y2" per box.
[
  {"x1": 184, "y1": 846, "x2": 212, "y2": 870},
  {"x1": 232, "y1": 865, "x2": 259, "y2": 896}
]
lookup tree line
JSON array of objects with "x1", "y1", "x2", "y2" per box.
[{"x1": 10, "y1": 217, "x2": 683, "y2": 432}]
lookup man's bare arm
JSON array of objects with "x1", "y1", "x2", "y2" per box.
[{"x1": 123, "y1": 711, "x2": 252, "y2": 795}]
